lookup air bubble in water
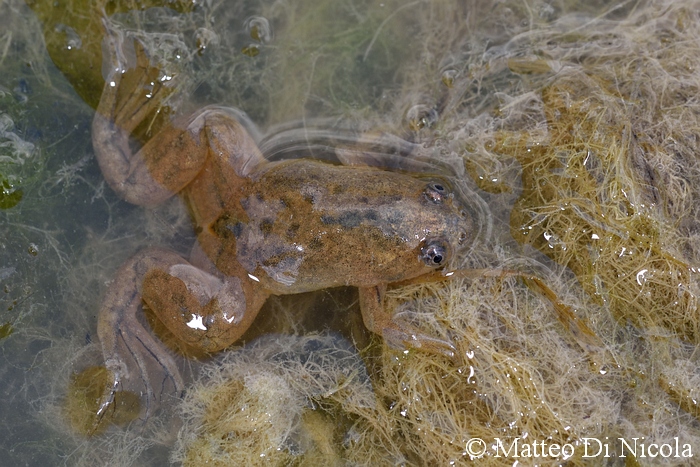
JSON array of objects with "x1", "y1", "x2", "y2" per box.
[
  {"x1": 54, "y1": 24, "x2": 82, "y2": 51},
  {"x1": 406, "y1": 104, "x2": 438, "y2": 131},
  {"x1": 244, "y1": 16, "x2": 272, "y2": 44},
  {"x1": 441, "y1": 68, "x2": 457, "y2": 88}
]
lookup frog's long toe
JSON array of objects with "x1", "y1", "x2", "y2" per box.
[
  {"x1": 97, "y1": 248, "x2": 186, "y2": 424},
  {"x1": 381, "y1": 320, "x2": 459, "y2": 364},
  {"x1": 359, "y1": 285, "x2": 460, "y2": 364}
]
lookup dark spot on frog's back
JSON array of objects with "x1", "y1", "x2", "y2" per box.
[
  {"x1": 286, "y1": 223, "x2": 300, "y2": 239},
  {"x1": 387, "y1": 194, "x2": 403, "y2": 203},
  {"x1": 262, "y1": 254, "x2": 281, "y2": 268},
  {"x1": 260, "y1": 219, "x2": 274, "y2": 236},
  {"x1": 365, "y1": 210, "x2": 379, "y2": 221},
  {"x1": 230, "y1": 222, "x2": 244, "y2": 238},
  {"x1": 321, "y1": 209, "x2": 380, "y2": 229},
  {"x1": 308, "y1": 236, "x2": 323, "y2": 250},
  {"x1": 211, "y1": 214, "x2": 244, "y2": 239}
]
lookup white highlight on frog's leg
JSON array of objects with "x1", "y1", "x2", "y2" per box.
[
  {"x1": 186, "y1": 314, "x2": 207, "y2": 331},
  {"x1": 217, "y1": 277, "x2": 246, "y2": 324},
  {"x1": 168, "y1": 264, "x2": 246, "y2": 325}
]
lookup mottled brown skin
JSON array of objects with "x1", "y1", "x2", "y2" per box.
[
  {"x1": 90, "y1": 29, "x2": 470, "y2": 422},
  {"x1": 198, "y1": 160, "x2": 468, "y2": 292}
]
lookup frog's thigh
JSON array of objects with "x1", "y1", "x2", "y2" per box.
[
  {"x1": 142, "y1": 256, "x2": 266, "y2": 353},
  {"x1": 358, "y1": 285, "x2": 458, "y2": 362}
]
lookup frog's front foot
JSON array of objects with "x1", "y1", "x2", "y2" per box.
[{"x1": 358, "y1": 285, "x2": 459, "y2": 363}]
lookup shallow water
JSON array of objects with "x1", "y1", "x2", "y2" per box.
[{"x1": 4, "y1": 0, "x2": 700, "y2": 465}]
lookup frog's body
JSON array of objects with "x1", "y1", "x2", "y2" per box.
[
  {"x1": 90, "y1": 31, "x2": 470, "y2": 423},
  {"x1": 194, "y1": 159, "x2": 467, "y2": 293}
]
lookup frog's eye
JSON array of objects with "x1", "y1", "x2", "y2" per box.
[
  {"x1": 421, "y1": 239, "x2": 449, "y2": 267},
  {"x1": 423, "y1": 183, "x2": 448, "y2": 204}
]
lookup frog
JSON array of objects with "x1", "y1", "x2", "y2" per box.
[{"x1": 88, "y1": 27, "x2": 471, "y2": 425}]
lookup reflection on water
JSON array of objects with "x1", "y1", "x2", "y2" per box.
[{"x1": 4, "y1": 0, "x2": 700, "y2": 464}]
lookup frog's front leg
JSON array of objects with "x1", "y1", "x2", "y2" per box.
[{"x1": 358, "y1": 285, "x2": 458, "y2": 362}]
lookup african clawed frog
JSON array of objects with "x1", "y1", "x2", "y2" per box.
[{"x1": 90, "y1": 30, "x2": 471, "y2": 422}]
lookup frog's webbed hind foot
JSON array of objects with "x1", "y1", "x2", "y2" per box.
[
  {"x1": 358, "y1": 285, "x2": 458, "y2": 363},
  {"x1": 96, "y1": 19, "x2": 179, "y2": 135},
  {"x1": 96, "y1": 248, "x2": 186, "y2": 428},
  {"x1": 93, "y1": 247, "x2": 268, "y2": 432}
]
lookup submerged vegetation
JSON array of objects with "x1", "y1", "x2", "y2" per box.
[{"x1": 4, "y1": 0, "x2": 700, "y2": 465}]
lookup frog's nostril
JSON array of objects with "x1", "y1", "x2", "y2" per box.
[{"x1": 458, "y1": 231, "x2": 468, "y2": 245}]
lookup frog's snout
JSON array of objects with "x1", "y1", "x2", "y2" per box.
[{"x1": 456, "y1": 207, "x2": 471, "y2": 246}]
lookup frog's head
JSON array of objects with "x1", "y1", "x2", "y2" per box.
[
  {"x1": 407, "y1": 180, "x2": 471, "y2": 274},
  {"x1": 346, "y1": 174, "x2": 473, "y2": 285}
]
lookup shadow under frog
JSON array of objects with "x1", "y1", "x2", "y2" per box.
[{"x1": 88, "y1": 26, "x2": 471, "y2": 428}]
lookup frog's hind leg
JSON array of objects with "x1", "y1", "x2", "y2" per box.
[
  {"x1": 96, "y1": 248, "x2": 186, "y2": 427},
  {"x1": 93, "y1": 24, "x2": 266, "y2": 206},
  {"x1": 138, "y1": 248, "x2": 270, "y2": 354},
  {"x1": 92, "y1": 23, "x2": 210, "y2": 207},
  {"x1": 97, "y1": 247, "x2": 269, "y2": 427}
]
